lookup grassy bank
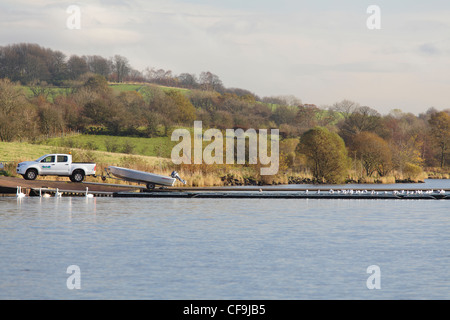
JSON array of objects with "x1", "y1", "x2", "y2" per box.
[
  {"x1": 0, "y1": 140, "x2": 312, "y2": 187},
  {"x1": 1, "y1": 140, "x2": 447, "y2": 187}
]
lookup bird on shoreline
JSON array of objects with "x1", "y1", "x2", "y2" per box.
[
  {"x1": 86, "y1": 187, "x2": 94, "y2": 198},
  {"x1": 16, "y1": 186, "x2": 25, "y2": 198}
]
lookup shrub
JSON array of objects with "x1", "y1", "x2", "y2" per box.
[
  {"x1": 121, "y1": 140, "x2": 135, "y2": 154},
  {"x1": 403, "y1": 163, "x2": 423, "y2": 180},
  {"x1": 298, "y1": 126, "x2": 350, "y2": 184},
  {"x1": 105, "y1": 138, "x2": 120, "y2": 153}
]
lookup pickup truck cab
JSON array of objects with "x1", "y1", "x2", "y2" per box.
[{"x1": 17, "y1": 154, "x2": 96, "y2": 182}]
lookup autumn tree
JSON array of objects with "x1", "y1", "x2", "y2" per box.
[
  {"x1": 271, "y1": 105, "x2": 297, "y2": 126},
  {"x1": 350, "y1": 131, "x2": 392, "y2": 177},
  {"x1": 199, "y1": 71, "x2": 224, "y2": 93},
  {"x1": 178, "y1": 73, "x2": 199, "y2": 89},
  {"x1": 0, "y1": 43, "x2": 52, "y2": 83},
  {"x1": 263, "y1": 95, "x2": 301, "y2": 107},
  {"x1": 116, "y1": 91, "x2": 147, "y2": 134},
  {"x1": 165, "y1": 90, "x2": 196, "y2": 125},
  {"x1": 330, "y1": 99, "x2": 360, "y2": 120},
  {"x1": 48, "y1": 50, "x2": 68, "y2": 85},
  {"x1": 211, "y1": 110, "x2": 234, "y2": 130},
  {"x1": 79, "y1": 76, "x2": 123, "y2": 133},
  {"x1": 82, "y1": 96, "x2": 131, "y2": 135},
  {"x1": 111, "y1": 55, "x2": 130, "y2": 83},
  {"x1": 145, "y1": 68, "x2": 177, "y2": 86},
  {"x1": 429, "y1": 111, "x2": 450, "y2": 167},
  {"x1": 82, "y1": 74, "x2": 110, "y2": 95},
  {"x1": 188, "y1": 90, "x2": 220, "y2": 112},
  {"x1": 219, "y1": 93, "x2": 252, "y2": 115},
  {"x1": 338, "y1": 106, "x2": 382, "y2": 143},
  {"x1": 294, "y1": 104, "x2": 320, "y2": 134},
  {"x1": 384, "y1": 109, "x2": 427, "y2": 171},
  {"x1": 36, "y1": 101, "x2": 64, "y2": 135},
  {"x1": 140, "y1": 86, "x2": 178, "y2": 136},
  {"x1": 225, "y1": 88, "x2": 259, "y2": 102},
  {"x1": 298, "y1": 126, "x2": 349, "y2": 183},
  {"x1": 252, "y1": 103, "x2": 272, "y2": 119},
  {"x1": 0, "y1": 78, "x2": 37, "y2": 141},
  {"x1": 85, "y1": 55, "x2": 110, "y2": 77},
  {"x1": 67, "y1": 55, "x2": 89, "y2": 80},
  {"x1": 82, "y1": 98, "x2": 111, "y2": 127},
  {"x1": 53, "y1": 95, "x2": 84, "y2": 131}
]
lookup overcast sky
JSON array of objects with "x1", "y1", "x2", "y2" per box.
[{"x1": 1, "y1": 0, "x2": 449, "y2": 114}]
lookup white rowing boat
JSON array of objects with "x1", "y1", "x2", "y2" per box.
[{"x1": 106, "y1": 166, "x2": 186, "y2": 189}]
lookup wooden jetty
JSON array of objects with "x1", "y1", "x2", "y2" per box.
[
  {"x1": 0, "y1": 176, "x2": 136, "y2": 197},
  {"x1": 1, "y1": 176, "x2": 449, "y2": 200}
]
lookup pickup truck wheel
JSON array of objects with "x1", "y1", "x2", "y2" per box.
[
  {"x1": 71, "y1": 170, "x2": 85, "y2": 183},
  {"x1": 24, "y1": 169, "x2": 38, "y2": 180}
]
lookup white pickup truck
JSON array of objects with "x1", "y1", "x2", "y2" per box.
[{"x1": 16, "y1": 154, "x2": 96, "y2": 182}]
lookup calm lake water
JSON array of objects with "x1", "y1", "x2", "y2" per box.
[{"x1": 0, "y1": 180, "x2": 449, "y2": 300}]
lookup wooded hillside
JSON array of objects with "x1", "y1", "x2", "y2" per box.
[{"x1": 1, "y1": 43, "x2": 449, "y2": 183}]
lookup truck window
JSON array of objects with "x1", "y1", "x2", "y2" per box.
[
  {"x1": 57, "y1": 155, "x2": 68, "y2": 162},
  {"x1": 41, "y1": 155, "x2": 55, "y2": 163}
]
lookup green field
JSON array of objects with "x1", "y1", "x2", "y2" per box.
[
  {"x1": 19, "y1": 86, "x2": 72, "y2": 102},
  {"x1": 108, "y1": 83, "x2": 191, "y2": 95},
  {"x1": 20, "y1": 82, "x2": 192, "y2": 101},
  {"x1": 39, "y1": 134, "x2": 178, "y2": 159},
  {"x1": 108, "y1": 83, "x2": 146, "y2": 93}
]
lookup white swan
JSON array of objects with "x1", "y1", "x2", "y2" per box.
[
  {"x1": 16, "y1": 186, "x2": 26, "y2": 198},
  {"x1": 39, "y1": 188, "x2": 51, "y2": 198},
  {"x1": 86, "y1": 187, "x2": 94, "y2": 198}
]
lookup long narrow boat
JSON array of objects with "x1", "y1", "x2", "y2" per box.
[{"x1": 105, "y1": 166, "x2": 185, "y2": 189}]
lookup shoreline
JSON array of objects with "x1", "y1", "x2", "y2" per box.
[{"x1": 1, "y1": 175, "x2": 448, "y2": 197}]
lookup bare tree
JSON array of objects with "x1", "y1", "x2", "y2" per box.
[
  {"x1": 199, "y1": 71, "x2": 224, "y2": 93},
  {"x1": 178, "y1": 73, "x2": 199, "y2": 89},
  {"x1": 111, "y1": 55, "x2": 130, "y2": 83},
  {"x1": 331, "y1": 99, "x2": 360, "y2": 120},
  {"x1": 338, "y1": 105, "x2": 381, "y2": 143},
  {"x1": 67, "y1": 55, "x2": 88, "y2": 80},
  {"x1": 85, "y1": 55, "x2": 110, "y2": 77},
  {"x1": 48, "y1": 50, "x2": 68, "y2": 84}
]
